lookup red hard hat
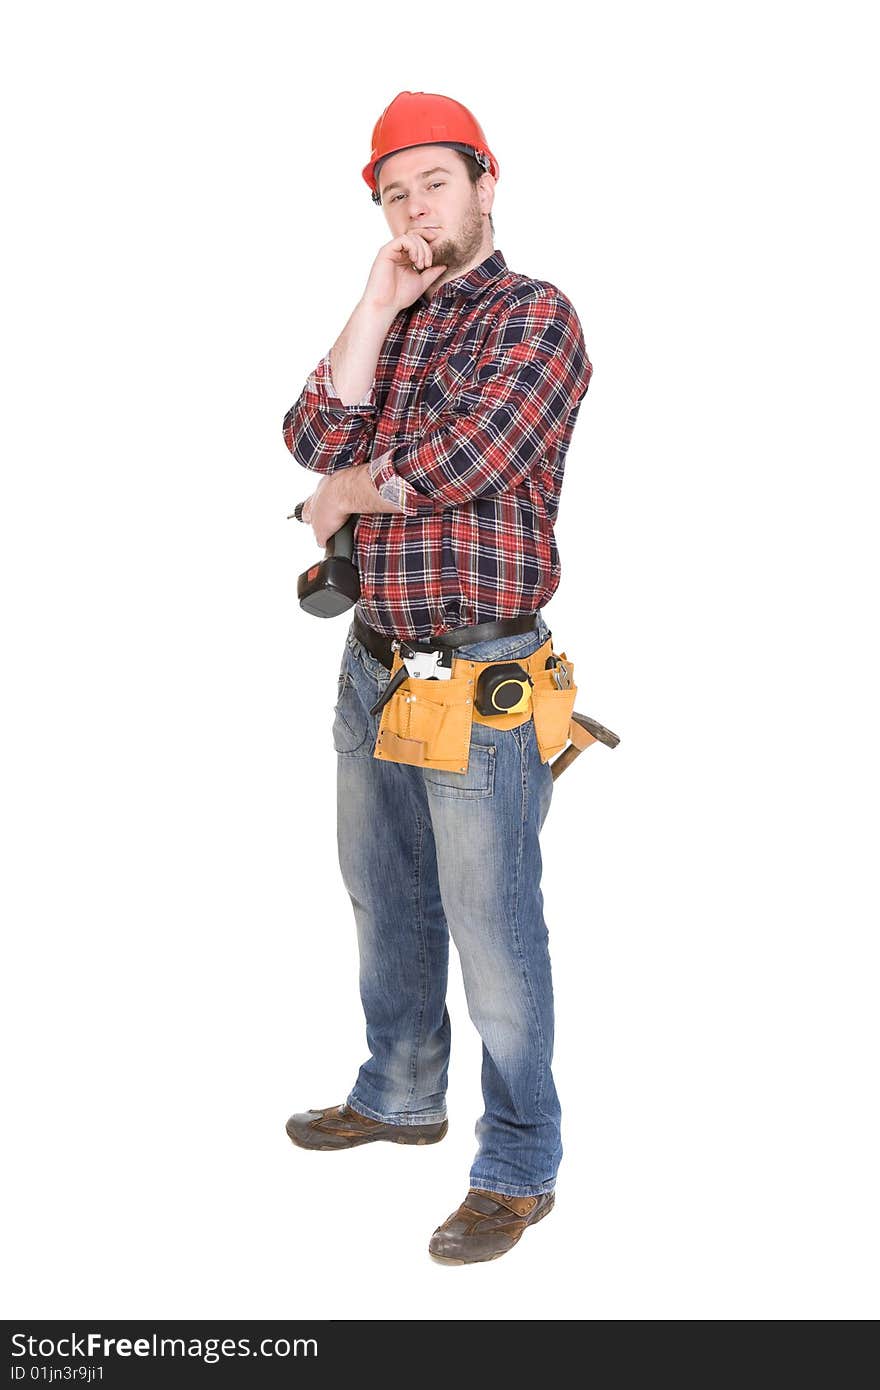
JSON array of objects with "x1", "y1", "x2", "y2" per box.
[{"x1": 362, "y1": 90, "x2": 499, "y2": 204}]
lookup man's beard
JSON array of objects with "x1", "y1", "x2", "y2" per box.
[{"x1": 429, "y1": 195, "x2": 485, "y2": 273}]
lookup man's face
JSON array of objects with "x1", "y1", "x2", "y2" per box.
[{"x1": 377, "y1": 145, "x2": 492, "y2": 274}]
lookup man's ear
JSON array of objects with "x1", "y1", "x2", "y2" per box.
[{"x1": 478, "y1": 173, "x2": 496, "y2": 217}]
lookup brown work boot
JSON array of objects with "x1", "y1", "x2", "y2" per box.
[
  {"x1": 285, "y1": 1102, "x2": 447, "y2": 1151},
  {"x1": 428, "y1": 1188, "x2": 555, "y2": 1264}
]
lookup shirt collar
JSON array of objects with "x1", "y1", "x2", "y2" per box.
[{"x1": 419, "y1": 249, "x2": 507, "y2": 308}]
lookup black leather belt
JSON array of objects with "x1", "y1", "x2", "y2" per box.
[{"x1": 352, "y1": 609, "x2": 540, "y2": 671}]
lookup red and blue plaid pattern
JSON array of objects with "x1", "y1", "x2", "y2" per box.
[{"x1": 283, "y1": 249, "x2": 592, "y2": 639}]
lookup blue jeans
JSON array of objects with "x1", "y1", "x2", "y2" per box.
[{"x1": 332, "y1": 611, "x2": 561, "y2": 1198}]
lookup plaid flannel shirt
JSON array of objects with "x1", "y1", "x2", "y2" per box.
[{"x1": 282, "y1": 249, "x2": 593, "y2": 640}]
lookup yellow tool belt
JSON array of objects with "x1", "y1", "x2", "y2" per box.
[{"x1": 373, "y1": 636, "x2": 578, "y2": 774}]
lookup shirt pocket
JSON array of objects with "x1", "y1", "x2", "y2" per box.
[{"x1": 418, "y1": 351, "x2": 477, "y2": 431}]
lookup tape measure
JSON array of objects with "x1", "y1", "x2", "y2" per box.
[{"x1": 474, "y1": 662, "x2": 534, "y2": 717}]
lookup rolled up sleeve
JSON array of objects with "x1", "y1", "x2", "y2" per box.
[
  {"x1": 282, "y1": 350, "x2": 378, "y2": 474},
  {"x1": 366, "y1": 292, "x2": 593, "y2": 516},
  {"x1": 368, "y1": 449, "x2": 426, "y2": 512}
]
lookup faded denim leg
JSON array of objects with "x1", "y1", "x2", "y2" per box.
[
  {"x1": 334, "y1": 631, "x2": 450, "y2": 1126},
  {"x1": 423, "y1": 616, "x2": 561, "y2": 1198},
  {"x1": 331, "y1": 611, "x2": 562, "y2": 1193}
]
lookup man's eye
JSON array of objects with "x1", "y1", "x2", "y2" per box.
[{"x1": 390, "y1": 183, "x2": 443, "y2": 203}]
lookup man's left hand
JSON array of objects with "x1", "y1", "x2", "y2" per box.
[{"x1": 302, "y1": 474, "x2": 351, "y2": 549}]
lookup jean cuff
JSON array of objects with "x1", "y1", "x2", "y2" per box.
[
  {"x1": 468, "y1": 1175, "x2": 557, "y2": 1198},
  {"x1": 347, "y1": 1093, "x2": 447, "y2": 1126}
]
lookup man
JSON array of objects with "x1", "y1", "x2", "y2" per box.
[{"x1": 282, "y1": 90, "x2": 593, "y2": 1264}]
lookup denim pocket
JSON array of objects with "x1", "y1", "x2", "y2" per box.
[
  {"x1": 424, "y1": 744, "x2": 496, "y2": 798},
  {"x1": 332, "y1": 672, "x2": 370, "y2": 755}
]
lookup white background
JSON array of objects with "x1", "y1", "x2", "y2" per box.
[{"x1": 2, "y1": 0, "x2": 877, "y2": 1322}]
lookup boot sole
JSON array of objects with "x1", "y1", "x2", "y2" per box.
[
  {"x1": 287, "y1": 1118, "x2": 448, "y2": 1150},
  {"x1": 429, "y1": 1192, "x2": 555, "y2": 1265}
]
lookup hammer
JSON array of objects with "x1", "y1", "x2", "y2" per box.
[{"x1": 550, "y1": 712, "x2": 620, "y2": 780}]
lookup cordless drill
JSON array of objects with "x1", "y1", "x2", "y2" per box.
[{"x1": 288, "y1": 503, "x2": 360, "y2": 617}]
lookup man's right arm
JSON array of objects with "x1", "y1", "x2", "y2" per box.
[
  {"x1": 283, "y1": 232, "x2": 446, "y2": 474},
  {"x1": 329, "y1": 299, "x2": 399, "y2": 406},
  {"x1": 282, "y1": 300, "x2": 397, "y2": 474}
]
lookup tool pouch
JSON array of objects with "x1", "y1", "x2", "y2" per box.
[
  {"x1": 373, "y1": 636, "x2": 577, "y2": 773},
  {"x1": 529, "y1": 650, "x2": 578, "y2": 761},
  {"x1": 374, "y1": 652, "x2": 476, "y2": 773}
]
